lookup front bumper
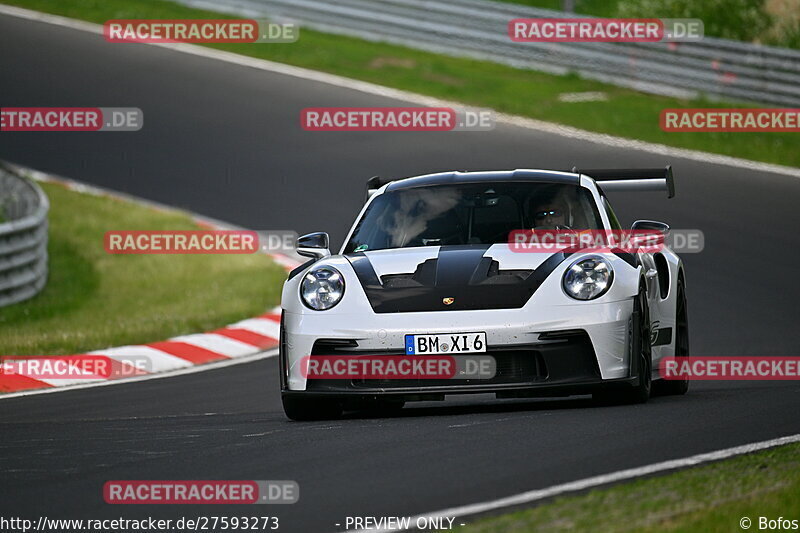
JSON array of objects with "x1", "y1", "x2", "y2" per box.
[
  {"x1": 281, "y1": 299, "x2": 635, "y2": 395},
  {"x1": 282, "y1": 376, "x2": 639, "y2": 403}
]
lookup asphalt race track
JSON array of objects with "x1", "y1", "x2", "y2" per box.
[{"x1": 2, "y1": 13, "x2": 800, "y2": 533}]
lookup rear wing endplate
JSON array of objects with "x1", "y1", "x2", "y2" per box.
[{"x1": 572, "y1": 166, "x2": 675, "y2": 198}]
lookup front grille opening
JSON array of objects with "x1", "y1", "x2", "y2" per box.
[
  {"x1": 311, "y1": 339, "x2": 359, "y2": 355},
  {"x1": 351, "y1": 350, "x2": 547, "y2": 389},
  {"x1": 538, "y1": 330, "x2": 586, "y2": 341}
]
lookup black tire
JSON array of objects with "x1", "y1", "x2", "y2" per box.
[
  {"x1": 282, "y1": 395, "x2": 342, "y2": 421},
  {"x1": 654, "y1": 277, "x2": 690, "y2": 396},
  {"x1": 594, "y1": 287, "x2": 652, "y2": 405}
]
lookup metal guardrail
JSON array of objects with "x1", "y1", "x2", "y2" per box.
[
  {"x1": 180, "y1": 0, "x2": 800, "y2": 106},
  {"x1": 0, "y1": 163, "x2": 49, "y2": 307}
]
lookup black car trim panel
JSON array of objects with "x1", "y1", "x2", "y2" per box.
[{"x1": 347, "y1": 247, "x2": 574, "y2": 313}]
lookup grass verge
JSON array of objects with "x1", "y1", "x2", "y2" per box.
[
  {"x1": 0, "y1": 180, "x2": 285, "y2": 355},
  {"x1": 2, "y1": 0, "x2": 798, "y2": 168},
  {"x1": 457, "y1": 441, "x2": 800, "y2": 533}
]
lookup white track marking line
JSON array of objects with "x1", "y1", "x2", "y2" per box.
[
  {"x1": 345, "y1": 433, "x2": 800, "y2": 533},
  {"x1": 0, "y1": 349, "x2": 278, "y2": 400},
  {"x1": 33, "y1": 376, "x2": 108, "y2": 387},
  {"x1": 1, "y1": 4, "x2": 798, "y2": 179}
]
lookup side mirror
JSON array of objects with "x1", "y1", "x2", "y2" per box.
[
  {"x1": 631, "y1": 220, "x2": 670, "y2": 234},
  {"x1": 296, "y1": 232, "x2": 331, "y2": 260},
  {"x1": 630, "y1": 220, "x2": 669, "y2": 250}
]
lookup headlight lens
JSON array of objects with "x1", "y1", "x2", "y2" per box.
[
  {"x1": 563, "y1": 256, "x2": 614, "y2": 300},
  {"x1": 300, "y1": 266, "x2": 345, "y2": 310}
]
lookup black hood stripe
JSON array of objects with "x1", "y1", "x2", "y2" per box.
[
  {"x1": 346, "y1": 246, "x2": 573, "y2": 313},
  {"x1": 432, "y1": 245, "x2": 492, "y2": 285},
  {"x1": 348, "y1": 252, "x2": 381, "y2": 288},
  {"x1": 287, "y1": 258, "x2": 317, "y2": 281}
]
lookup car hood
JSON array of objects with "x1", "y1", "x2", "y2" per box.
[
  {"x1": 358, "y1": 244, "x2": 558, "y2": 277},
  {"x1": 344, "y1": 244, "x2": 569, "y2": 313}
]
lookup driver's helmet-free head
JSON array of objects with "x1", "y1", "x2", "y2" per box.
[{"x1": 528, "y1": 187, "x2": 572, "y2": 229}]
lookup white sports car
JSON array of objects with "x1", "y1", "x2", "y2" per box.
[{"x1": 279, "y1": 167, "x2": 689, "y2": 420}]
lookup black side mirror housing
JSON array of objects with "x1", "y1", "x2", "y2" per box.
[
  {"x1": 296, "y1": 232, "x2": 331, "y2": 260},
  {"x1": 631, "y1": 220, "x2": 670, "y2": 234}
]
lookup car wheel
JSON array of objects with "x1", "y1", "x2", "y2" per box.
[
  {"x1": 654, "y1": 277, "x2": 690, "y2": 396},
  {"x1": 594, "y1": 286, "x2": 652, "y2": 405},
  {"x1": 282, "y1": 395, "x2": 343, "y2": 421}
]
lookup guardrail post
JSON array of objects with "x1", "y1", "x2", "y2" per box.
[{"x1": 0, "y1": 162, "x2": 49, "y2": 307}]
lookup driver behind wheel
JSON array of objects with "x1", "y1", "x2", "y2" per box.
[{"x1": 529, "y1": 189, "x2": 572, "y2": 229}]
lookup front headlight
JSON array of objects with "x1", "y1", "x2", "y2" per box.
[
  {"x1": 300, "y1": 266, "x2": 345, "y2": 310},
  {"x1": 562, "y1": 256, "x2": 614, "y2": 300}
]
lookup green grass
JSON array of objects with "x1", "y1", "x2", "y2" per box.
[
  {"x1": 457, "y1": 442, "x2": 800, "y2": 533},
  {"x1": 2, "y1": 0, "x2": 799, "y2": 168},
  {"x1": 0, "y1": 180, "x2": 286, "y2": 355}
]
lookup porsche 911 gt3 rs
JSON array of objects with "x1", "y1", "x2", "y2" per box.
[{"x1": 279, "y1": 167, "x2": 689, "y2": 420}]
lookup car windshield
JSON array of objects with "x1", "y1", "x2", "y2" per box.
[{"x1": 344, "y1": 182, "x2": 604, "y2": 253}]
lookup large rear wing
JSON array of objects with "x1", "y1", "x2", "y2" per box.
[{"x1": 572, "y1": 166, "x2": 675, "y2": 198}]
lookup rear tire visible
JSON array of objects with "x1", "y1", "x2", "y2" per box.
[
  {"x1": 594, "y1": 287, "x2": 652, "y2": 405},
  {"x1": 282, "y1": 395, "x2": 343, "y2": 421},
  {"x1": 654, "y1": 277, "x2": 690, "y2": 396}
]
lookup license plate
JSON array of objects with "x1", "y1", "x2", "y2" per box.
[{"x1": 405, "y1": 332, "x2": 487, "y2": 355}]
